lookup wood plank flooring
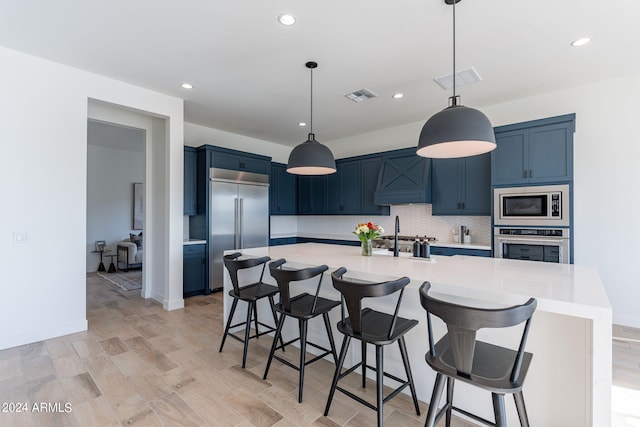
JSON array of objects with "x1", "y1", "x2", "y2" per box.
[{"x1": 0, "y1": 273, "x2": 636, "y2": 426}]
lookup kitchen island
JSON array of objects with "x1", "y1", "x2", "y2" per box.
[{"x1": 222, "y1": 243, "x2": 611, "y2": 426}]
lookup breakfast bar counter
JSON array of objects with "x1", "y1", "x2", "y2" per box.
[{"x1": 223, "y1": 243, "x2": 612, "y2": 426}]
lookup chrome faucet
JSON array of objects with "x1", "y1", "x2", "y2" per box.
[{"x1": 394, "y1": 215, "x2": 400, "y2": 257}]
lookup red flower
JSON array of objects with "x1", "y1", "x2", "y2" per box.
[{"x1": 367, "y1": 222, "x2": 376, "y2": 230}]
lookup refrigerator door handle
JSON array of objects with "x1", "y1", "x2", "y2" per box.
[
  {"x1": 239, "y1": 198, "x2": 244, "y2": 249},
  {"x1": 234, "y1": 197, "x2": 239, "y2": 249}
]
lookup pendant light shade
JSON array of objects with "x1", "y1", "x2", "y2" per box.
[
  {"x1": 417, "y1": 100, "x2": 496, "y2": 158},
  {"x1": 287, "y1": 133, "x2": 336, "y2": 175},
  {"x1": 417, "y1": 0, "x2": 496, "y2": 159},
  {"x1": 287, "y1": 61, "x2": 336, "y2": 175}
]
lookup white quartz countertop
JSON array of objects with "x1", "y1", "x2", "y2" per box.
[
  {"x1": 183, "y1": 239, "x2": 206, "y2": 245},
  {"x1": 238, "y1": 243, "x2": 610, "y2": 318}
]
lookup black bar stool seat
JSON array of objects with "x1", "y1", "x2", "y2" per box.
[
  {"x1": 325, "y1": 267, "x2": 421, "y2": 427},
  {"x1": 419, "y1": 282, "x2": 537, "y2": 427},
  {"x1": 263, "y1": 258, "x2": 340, "y2": 403},
  {"x1": 219, "y1": 253, "x2": 283, "y2": 369},
  {"x1": 338, "y1": 308, "x2": 418, "y2": 346}
]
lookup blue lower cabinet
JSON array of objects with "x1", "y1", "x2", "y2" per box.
[
  {"x1": 269, "y1": 237, "x2": 297, "y2": 246},
  {"x1": 430, "y1": 247, "x2": 491, "y2": 257},
  {"x1": 183, "y1": 244, "x2": 206, "y2": 297},
  {"x1": 296, "y1": 237, "x2": 360, "y2": 247}
]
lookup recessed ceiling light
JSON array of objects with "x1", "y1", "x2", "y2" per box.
[
  {"x1": 278, "y1": 14, "x2": 296, "y2": 26},
  {"x1": 392, "y1": 93, "x2": 404, "y2": 99},
  {"x1": 571, "y1": 37, "x2": 592, "y2": 47},
  {"x1": 298, "y1": 122, "x2": 306, "y2": 127},
  {"x1": 181, "y1": 83, "x2": 193, "y2": 89}
]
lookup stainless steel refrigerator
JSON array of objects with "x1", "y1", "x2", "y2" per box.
[{"x1": 209, "y1": 168, "x2": 269, "y2": 291}]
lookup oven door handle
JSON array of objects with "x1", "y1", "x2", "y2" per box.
[{"x1": 495, "y1": 237, "x2": 567, "y2": 245}]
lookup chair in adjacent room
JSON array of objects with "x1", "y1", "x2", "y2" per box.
[
  {"x1": 419, "y1": 282, "x2": 537, "y2": 427},
  {"x1": 219, "y1": 252, "x2": 283, "y2": 369},
  {"x1": 263, "y1": 258, "x2": 340, "y2": 403},
  {"x1": 325, "y1": 267, "x2": 421, "y2": 427}
]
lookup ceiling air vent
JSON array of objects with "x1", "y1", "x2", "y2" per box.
[
  {"x1": 344, "y1": 88, "x2": 377, "y2": 103},
  {"x1": 434, "y1": 67, "x2": 482, "y2": 90}
]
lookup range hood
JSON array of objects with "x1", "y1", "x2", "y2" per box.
[{"x1": 374, "y1": 150, "x2": 432, "y2": 205}]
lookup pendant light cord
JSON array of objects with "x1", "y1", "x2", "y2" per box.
[
  {"x1": 310, "y1": 65, "x2": 314, "y2": 136},
  {"x1": 452, "y1": 0, "x2": 456, "y2": 100}
]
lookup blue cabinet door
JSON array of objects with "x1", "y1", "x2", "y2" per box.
[
  {"x1": 183, "y1": 244, "x2": 206, "y2": 297},
  {"x1": 527, "y1": 122, "x2": 573, "y2": 183},
  {"x1": 492, "y1": 129, "x2": 528, "y2": 185},
  {"x1": 209, "y1": 148, "x2": 270, "y2": 175},
  {"x1": 361, "y1": 157, "x2": 389, "y2": 215},
  {"x1": 184, "y1": 147, "x2": 197, "y2": 215},
  {"x1": 432, "y1": 158, "x2": 460, "y2": 215},
  {"x1": 270, "y1": 163, "x2": 297, "y2": 215},
  {"x1": 297, "y1": 175, "x2": 328, "y2": 214},
  {"x1": 211, "y1": 151, "x2": 242, "y2": 171},
  {"x1": 432, "y1": 154, "x2": 490, "y2": 215},
  {"x1": 338, "y1": 160, "x2": 361, "y2": 214},
  {"x1": 462, "y1": 153, "x2": 491, "y2": 215}
]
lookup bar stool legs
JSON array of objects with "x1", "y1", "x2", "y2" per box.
[
  {"x1": 514, "y1": 391, "x2": 530, "y2": 427},
  {"x1": 492, "y1": 393, "x2": 506, "y2": 427},
  {"x1": 324, "y1": 335, "x2": 351, "y2": 416},
  {"x1": 219, "y1": 296, "x2": 284, "y2": 369},
  {"x1": 399, "y1": 336, "x2": 421, "y2": 415}
]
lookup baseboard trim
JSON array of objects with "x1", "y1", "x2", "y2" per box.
[
  {"x1": 0, "y1": 319, "x2": 88, "y2": 351},
  {"x1": 163, "y1": 297, "x2": 184, "y2": 311}
]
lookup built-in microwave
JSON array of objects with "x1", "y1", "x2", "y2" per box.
[{"x1": 494, "y1": 184, "x2": 570, "y2": 227}]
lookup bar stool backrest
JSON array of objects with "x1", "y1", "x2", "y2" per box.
[
  {"x1": 331, "y1": 267, "x2": 410, "y2": 338},
  {"x1": 268, "y1": 259, "x2": 329, "y2": 313},
  {"x1": 223, "y1": 252, "x2": 271, "y2": 295},
  {"x1": 419, "y1": 282, "x2": 537, "y2": 380}
]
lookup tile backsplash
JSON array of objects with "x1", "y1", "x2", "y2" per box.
[{"x1": 273, "y1": 205, "x2": 491, "y2": 245}]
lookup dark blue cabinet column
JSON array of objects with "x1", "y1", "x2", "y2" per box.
[
  {"x1": 184, "y1": 147, "x2": 197, "y2": 215},
  {"x1": 336, "y1": 160, "x2": 361, "y2": 214},
  {"x1": 270, "y1": 163, "x2": 297, "y2": 215},
  {"x1": 183, "y1": 244, "x2": 206, "y2": 297}
]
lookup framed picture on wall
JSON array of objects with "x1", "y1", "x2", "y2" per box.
[
  {"x1": 95, "y1": 240, "x2": 106, "y2": 252},
  {"x1": 133, "y1": 182, "x2": 144, "y2": 230}
]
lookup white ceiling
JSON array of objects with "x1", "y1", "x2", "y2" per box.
[{"x1": 1, "y1": 0, "x2": 639, "y2": 147}]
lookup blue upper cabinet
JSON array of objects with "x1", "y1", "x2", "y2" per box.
[
  {"x1": 432, "y1": 153, "x2": 491, "y2": 215},
  {"x1": 208, "y1": 146, "x2": 271, "y2": 175},
  {"x1": 374, "y1": 148, "x2": 432, "y2": 205},
  {"x1": 334, "y1": 160, "x2": 362, "y2": 214},
  {"x1": 270, "y1": 163, "x2": 297, "y2": 215},
  {"x1": 297, "y1": 175, "x2": 328, "y2": 215},
  {"x1": 492, "y1": 114, "x2": 575, "y2": 186},
  {"x1": 184, "y1": 147, "x2": 197, "y2": 215}
]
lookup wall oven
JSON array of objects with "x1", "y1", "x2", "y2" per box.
[
  {"x1": 494, "y1": 227, "x2": 570, "y2": 264},
  {"x1": 494, "y1": 184, "x2": 570, "y2": 227}
]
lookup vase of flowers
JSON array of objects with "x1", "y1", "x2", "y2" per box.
[{"x1": 353, "y1": 222, "x2": 384, "y2": 256}]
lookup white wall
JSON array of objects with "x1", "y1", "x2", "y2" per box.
[
  {"x1": 86, "y1": 143, "x2": 144, "y2": 272},
  {"x1": 0, "y1": 46, "x2": 184, "y2": 350}
]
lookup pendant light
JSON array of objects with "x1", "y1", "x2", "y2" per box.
[
  {"x1": 287, "y1": 61, "x2": 337, "y2": 175},
  {"x1": 417, "y1": 0, "x2": 496, "y2": 159}
]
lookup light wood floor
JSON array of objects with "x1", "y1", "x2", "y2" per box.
[{"x1": 0, "y1": 274, "x2": 637, "y2": 426}]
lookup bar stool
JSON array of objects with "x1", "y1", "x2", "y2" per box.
[
  {"x1": 325, "y1": 267, "x2": 421, "y2": 427},
  {"x1": 419, "y1": 282, "x2": 537, "y2": 427},
  {"x1": 219, "y1": 253, "x2": 283, "y2": 369},
  {"x1": 263, "y1": 258, "x2": 340, "y2": 403}
]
